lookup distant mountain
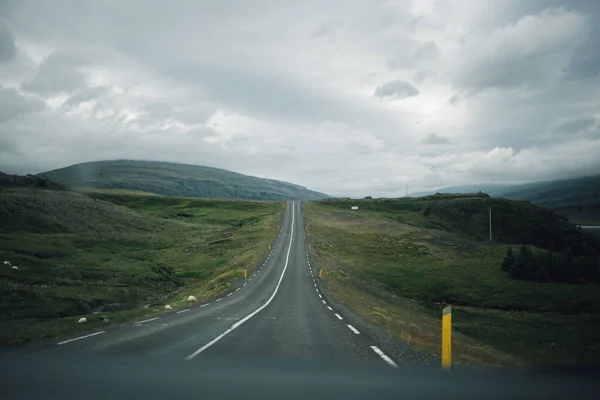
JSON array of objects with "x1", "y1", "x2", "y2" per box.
[
  {"x1": 39, "y1": 160, "x2": 329, "y2": 201},
  {"x1": 412, "y1": 175, "x2": 600, "y2": 208},
  {"x1": 497, "y1": 175, "x2": 600, "y2": 208}
]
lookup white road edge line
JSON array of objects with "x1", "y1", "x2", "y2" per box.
[
  {"x1": 243, "y1": 283, "x2": 247, "y2": 286},
  {"x1": 57, "y1": 331, "x2": 105, "y2": 345},
  {"x1": 371, "y1": 346, "x2": 398, "y2": 368},
  {"x1": 216, "y1": 298, "x2": 223, "y2": 302},
  {"x1": 322, "y1": 300, "x2": 327, "y2": 305},
  {"x1": 236, "y1": 287, "x2": 241, "y2": 291},
  {"x1": 318, "y1": 294, "x2": 322, "y2": 298},
  {"x1": 137, "y1": 317, "x2": 159, "y2": 324},
  {"x1": 186, "y1": 201, "x2": 297, "y2": 361},
  {"x1": 347, "y1": 324, "x2": 360, "y2": 334},
  {"x1": 227, "y1": 293, "x2": 233, "y2": 297},
  {"x1": 177, "y1": 309, "x2": 191, "y2": 314},
  {"x1": 327, "y1": 306, "x2": 333, "y2": 311},
  {"x1": 335, "y1": 313, "x2": 343, "y2": 320},
  {"x1": 200, "y1": 303, "x2": 209, "y2": 307}
]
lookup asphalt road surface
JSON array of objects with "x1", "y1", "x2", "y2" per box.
[
  {"x1": 7, "y1": 201, "x2": 600, "y2": 399},
  {"x1": 32, "y1": 200, "x2": 402, "y2": 367}
]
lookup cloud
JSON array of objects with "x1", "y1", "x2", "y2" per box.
[
  {"x1": 312, "y1": 21, "x2": 340, "y2": 38},
  {"x1": 0, "y1": 85, "x2": 45, "y2": 123},
  {"x1": 0, "y1": 21, "x2": 16, "y2": 62},
  {"x1": 454, "y1": 8, "x2": 590, "y2": 91},
  {"x1": 63, "y1": 87, "x2": 106, "y2": 106},
  {"x1": 21, "y1": 49, "x2": 89, "y2": 94},
  {"x1": 1, "y1": 0, "x2": 600, "y2": 196},
  {"x1": 387, "y1": 41, "x2": 439, "y2": 70},
  {"x1": 374, "y1": 80, "x2": 419, "y2": 100},
  {"x1": 546, "y1": 115, "x2": 600, "y2": 139},
  {"x1": 422, "y1": 133, "x2": 451, "y2": 145}
]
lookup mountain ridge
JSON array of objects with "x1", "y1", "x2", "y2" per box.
[{"x1": 39, "y1": 160, "x2": 329, "y2": 200}]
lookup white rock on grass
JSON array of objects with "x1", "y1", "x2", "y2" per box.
[
  {"x1": 187, "y1": 295, "x2": 197, "y2": 302},
  {"x1": 78, "y1": 317, "x2": 87, "y2": 323},
  {"x1": 11, "y1": 266, "x2": 18, "y2": 270},
  {"x1": 165, "y1": 305, "x2": 172, "y2": 310},
  {"x1": 3, "y1": 261, "x2": 11, "y2": 266}
]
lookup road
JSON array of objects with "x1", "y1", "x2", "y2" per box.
[{"x1": 35, "y1": 200, "x2": 402, "y2": 367}]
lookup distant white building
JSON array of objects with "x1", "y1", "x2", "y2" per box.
[{"x1": 351, "y1": 206, "x2": 359, "y2": 210}]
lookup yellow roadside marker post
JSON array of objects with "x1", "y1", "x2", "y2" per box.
[
  {"x1": 319, "y1": 268, "x2": 323, "y2": 279},
  {"x1": 442, "y1": 306, "x2": 452, "y2": 369},
  {"x1": 244, "y1": 269, "x2": 247, "y2": 279},
  {"x1": 269, "y1": 244, "x2": 271, "y2": 250},
  {"x1": 308, "y1": 244, "x2": 310, "y2": 250}
]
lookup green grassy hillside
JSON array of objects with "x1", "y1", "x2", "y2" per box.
[
  {"x1": 318, "y1": 195, "x2": 600, "y2": 254},
  {"x1": 39, "y1": 160, "x2": 329, "y2": 200},
  {"x1": 0, "y1": 188, "x2": 283, "y2": 346},
  {"x1": 303, "y1": 196, "x2": 600, "y2": 367}
]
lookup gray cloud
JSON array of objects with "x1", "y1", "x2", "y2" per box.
[
  {"x1": 63, "y1": 87, "x2": 106, "y2": 106},
  {"x1": 1, "y1": 0, "x2": 600, "y2": 196},
  {"x1": 374, "y1": 80, "x2": 419, "y2": 100},
  {"x1": 0, "y1": 85, "x2": 45, "y2": 123},
  {"x1": 454, "y1": 8, "x2": 590, "y2": 92},
  {"x1": 422, "y1": 133, "x2": 451, "y2": 145},
  {"x1": 387, "y1": 41, "x2": 439, "y2": 70},
  {"x1": 21, "y1": 49, "x2": 89, "y2": 94},
  {"x1": 312, "y1": 21, "x2": 340, "y2": 38},
  {"x1": 0, "y1": 21, "x2": 16, "y2": 62}
]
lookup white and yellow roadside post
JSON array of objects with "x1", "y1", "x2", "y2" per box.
[
  {"x1": 442, "y1": 305, "x2": 452, "y2": 369},
  {"x1": 244, "y1": 269, "x2": 247, "y2": 279},
  {"x1": 319, "y1": 268, "x2": 323, "y2": 279}
]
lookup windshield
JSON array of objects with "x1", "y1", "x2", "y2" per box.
[{"x1": 1, "y1": 0, "x2": 599, "y2": 385}]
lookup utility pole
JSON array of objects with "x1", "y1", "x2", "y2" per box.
[
  {"x1": 488, "y1": 207, "x2": 492, "y2": 243},
  {"x1": 96, "y1": 167, "x2": 103, "y2": 189}
]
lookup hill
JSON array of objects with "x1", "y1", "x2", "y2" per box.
[
  {"x1": 497, "y1": 175, "x2": 600, "y2": 208},
  {"x1": 39, "y1": 160, "x2": 329, "y2": 201},
  {"x1": 303, "y1": 196, "x2": 600, "y2": 366},
  {"x1": 0, "y1": 188, "x2": 283, "y2": 346},
  {"x1": 412, "y1": 175, "x2": 600, "y2": 209},
  {"x1": 319, "y1": 194, "x2": 600, "y2": 255}
]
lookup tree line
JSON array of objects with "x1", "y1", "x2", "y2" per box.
[{"x1": 501, "y1": 246, "x2": 600, "y2": 284}]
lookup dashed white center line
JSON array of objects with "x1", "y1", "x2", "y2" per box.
[
  {"x1": 327, "y1": 306, "x2": 333, "y2": 311},
  {"x1": 322, "y1": 300, "x2": 327, "y2": 305},
  {"x1": 216, "y1": 298, "x2": 223, "y2": 302},
  {"x1": 314, "y1": 283, "x2": 317, "y2": 287},
  {"x1": 227, "y1": 293, "x2": 233, "y2": 297},
  {"x1": 347, "y1": 325, "x2": 360, "y2": 334},
  {"x1": 371, "y1": 346, "x2": 398, "y2": 368},
  {"x1": 335, "y1": 313, "x2": 343, "y2": 320},
  {"x1": 200, "y1": 303, "x2": 209, "y2": 307},
  {"x1": 57, "y1": 331, "x2": 105, "y2": 345},
  {"x1": 177, "y1": 309, "x2": 191, "y2": 314},
  {"x1": 236, "y1": 287, "x2": 241, "y2": 291},
  {"x1": 243, "y1": 283, "x2": 247, "y2": 286},
  {"x1": 318, "y1": 294, "x2": 322, "y2": 299},
  {"x1": 249, "y1": 278, "x2": 253, "y2": 281},
  {"x1": 137, "y1": 317, "x2": 159, "y2": 324}
]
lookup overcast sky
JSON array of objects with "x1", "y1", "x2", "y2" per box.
[{"x1": 1, "y1": 0, "x2": 600, "y2": 196}]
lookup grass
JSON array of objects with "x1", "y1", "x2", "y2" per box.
[
  {"x1": 0, "y1": 188, "x2": 284, "y2": 346},
  {"x1": 40, "y1": 159, "x2": 329, "y2": 200},
  {"x1": 302, "y1": 200, "x2": 600, "y2": 368}
]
